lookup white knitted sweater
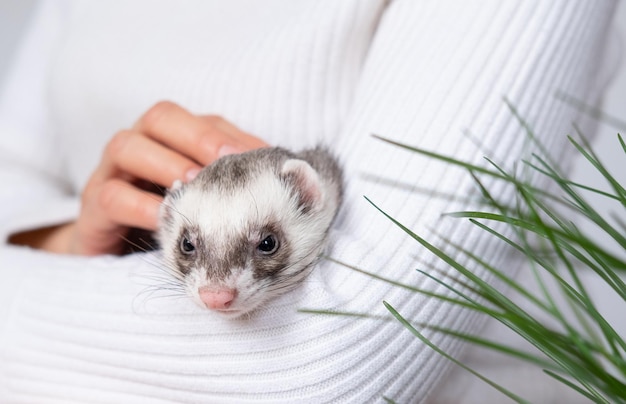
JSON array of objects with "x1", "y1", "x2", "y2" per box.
[{"x1": 0, "y1": 1, "x2": 618, "y2": 402}]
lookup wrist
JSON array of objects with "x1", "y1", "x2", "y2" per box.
[{"x1": 8, "y1": 222, "x2": 76, "y2": 254}]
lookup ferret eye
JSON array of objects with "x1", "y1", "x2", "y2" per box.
[
  {"x1": 180, "y1": 237, "x2": 195, "y2": 254},
  {"x1": 257, "y1": 235, "x2": 278, "y2": 255}
]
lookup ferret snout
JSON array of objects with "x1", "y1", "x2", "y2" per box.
[{"x1": 198, "y1": 287, "x2": 237, "y2": 310}]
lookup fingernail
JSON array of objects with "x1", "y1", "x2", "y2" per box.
[
  {"x1": 185, "y1": 168, "x2": 201, "y2": 182},
  {"x1": 218, "y1": 144, "x2": 243, "y2": 158}
]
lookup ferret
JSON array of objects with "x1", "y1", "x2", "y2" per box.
[{"x1": 158, "y1": 146, "x2": 343, "y2": 318}]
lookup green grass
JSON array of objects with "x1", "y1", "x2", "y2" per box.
[
  {"x1": 310, "y1": 101, "x2": 626, "y2": 403},
  {"x1": 373, "y1": 124, "x2": 626, "y2": 401}
]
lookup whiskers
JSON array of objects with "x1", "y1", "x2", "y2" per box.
[
  {"x1": 129, "y1": 249, "x2": 190, "y2": 315},
  {"x1": 120, "y1": 231, "x2": 158, "y2": 254},
  {"x1": 111, "y1": 185, "x2": 197, "y2": 314}
]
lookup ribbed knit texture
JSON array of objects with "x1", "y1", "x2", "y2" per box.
[{"x1": 0, "y1": 0, "x2": 617, "y2": 402}]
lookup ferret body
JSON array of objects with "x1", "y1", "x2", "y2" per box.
[{"x1": 158, "y1": 146, "x2": 343, "y2": 318}]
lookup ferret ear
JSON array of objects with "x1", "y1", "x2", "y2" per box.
[{"x1": 280, "y1": 159, "x2": 323, "y2": 211}]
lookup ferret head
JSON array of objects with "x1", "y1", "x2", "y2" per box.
[{"x1": 158, "y1": 148, "x2": 338, "y2": 318}]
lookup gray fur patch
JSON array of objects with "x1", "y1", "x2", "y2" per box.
[
  {"x1": 251, "y1": 221, "x2": 291, "y2": 280},
  {"x1": 194, "y1": 147, "x2": 296, "y2": 193}
]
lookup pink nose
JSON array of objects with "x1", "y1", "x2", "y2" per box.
[{"x1": 198, "y1": 287, "x2": 236, "y2": 310}]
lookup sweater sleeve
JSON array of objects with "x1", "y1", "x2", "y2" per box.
[{"x1": 0, "y1": 0, "x2": 79, "y2": 243}]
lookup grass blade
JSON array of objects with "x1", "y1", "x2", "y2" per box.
[{"x1": 384, "y1": 301, "x2": 530, "y2": 404}]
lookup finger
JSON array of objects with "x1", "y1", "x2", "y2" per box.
[
  {"x1": 100, "y1": 130, "x2": 201, "y2": 187},
  {"x1": 97, "y1": 179, "x2": 163, "y2": 231},
  {"x1": 200, "y1": 115, "x2": 268, "y2": 147},
  {"x1": 200, "y1": 115, "x2": 268, "y2": 154},
  {"x1": 133, "y1": 101, "x2": 230, "y2": 164},
  {"x1": 134, "y1": 101, "x2": 266, "y2": 165}
]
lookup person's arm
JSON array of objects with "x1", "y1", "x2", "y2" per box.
[
  {"x1": 316, "y1": 0, "x2": 617, "y2": 400},
  {"x1": 2, "y1": 4, "x2": 267, "y2": 256}
]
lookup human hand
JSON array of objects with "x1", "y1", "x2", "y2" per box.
[{"x1": 13, "y1": 101, "x2": 267, "y2": 255}]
